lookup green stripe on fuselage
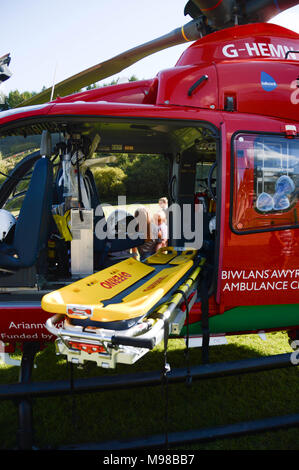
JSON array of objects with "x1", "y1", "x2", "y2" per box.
[{"x1": 180, "y1": 304, "x2": 299, "y2": 336}]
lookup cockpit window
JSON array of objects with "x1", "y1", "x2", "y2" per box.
[
  {"x1": 2, "y1": 168, "x2": 33, "y2": 215},
  {"x1": 232, "y1": 133, "x2": 299, "y2": 232}
]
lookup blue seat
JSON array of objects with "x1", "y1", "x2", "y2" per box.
[
  {"x1": 83, "y1": 169, "x2": 144, "y2": 266},
  {"x1": 0, "y1": 157, "x2": 53, "y2": 269},
  {"x1": 52, "y1": 167, "x2": 144, "y2": 268}
]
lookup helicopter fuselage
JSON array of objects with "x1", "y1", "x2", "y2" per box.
[{"x1": 0, "y1": 23, "x2": 298, "y2": 356}]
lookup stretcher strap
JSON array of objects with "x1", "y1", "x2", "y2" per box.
[
  {"x1": 199, "y1": 267, "x2": 210, "y2": 364},
  {"x1": 182, "y1": 290, "x2": 192, "y2": 385},
  {"x1": 161, "y1": 270, "x2": 198, "y2": 448},
  {"x1": 162, "y1": 314, "x2": 170, "y2": 450},
  {"x1": 69, "y1": 362, "x2": 79, "y2": 432}
]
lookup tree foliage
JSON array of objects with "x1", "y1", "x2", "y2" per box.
[
  {"x1": 2, "y1": 76, "x2": 138, "y2": 108},
  {"x1": 92, "y1": 166, "x2": 126, "y2": 200},
  {"x1": 92, "y1": 154, "x2": 169, "y2": 201},
  {"x1": 125, "y1": 154, "x2": 168, "y2": 198},
  {"x1": 2, "y1": 90, "x2": 37, "y2": 109}
]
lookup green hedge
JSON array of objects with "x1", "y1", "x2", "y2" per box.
[
  {"x1": 91, "y1": 154, "x2": 169, "y2": 201},
  {"x1": 92, "y1": 166, "x2": 126, "y2": 199},
  {"x1": 125, "y1": 154, "x2": 168, "y2": 198}
]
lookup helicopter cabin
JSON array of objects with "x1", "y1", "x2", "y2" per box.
[{"x1": 0, "y1": 23, "x2": 298, "y2": 345}]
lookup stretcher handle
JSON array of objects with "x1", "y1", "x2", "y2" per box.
[{"x1": 111, "y1": 335, "x2": 156, "y2": 350}]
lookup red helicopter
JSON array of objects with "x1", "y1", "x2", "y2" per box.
[{"x1": 0, "y1": 0, "x2": 298, "y2": 372}]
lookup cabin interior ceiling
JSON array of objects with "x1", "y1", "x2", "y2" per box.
[{"x1": 0, "y1": 118, "x2": 217, "y2": 160}]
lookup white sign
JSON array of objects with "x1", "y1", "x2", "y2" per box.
[
  {"x1": 222, "y1": 269, "x2": 299, "y2": 292},
  {"x1": 222, "y1": 43, "x2": 298, "y2": 60}
]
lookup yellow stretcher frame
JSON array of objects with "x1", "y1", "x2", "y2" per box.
[
  {"x1": 42, "y1": 257, "x2": 194, "y2": 322},
  {"x1": 144, "y1": 247, "x2": 197, "y2": 265},
  {"x1": 42, "y1": 257, "x2": 154, "y2": 315},
  {"x1": 42, "y1": 249, "x2": 200, "y2": 323}
]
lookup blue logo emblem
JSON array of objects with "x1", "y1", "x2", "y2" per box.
[{"x1": 261, "y1": 72, "x2": 277, "y2": 91}]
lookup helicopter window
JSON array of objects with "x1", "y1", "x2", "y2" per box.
[
  {"x1": 232, "y1": 134, "x2": 299, "y2": 233},
  {"x1": 2, "y1": 168, "x2": 34, "y2": 216}
]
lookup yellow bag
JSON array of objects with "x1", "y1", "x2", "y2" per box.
[{"x1": 53, "y1": 210, "x2": 72, "y2": 241}]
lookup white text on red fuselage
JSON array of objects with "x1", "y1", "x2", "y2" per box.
[{"x1": 222, "y1": 43, "x2": 298, "y2": 59}]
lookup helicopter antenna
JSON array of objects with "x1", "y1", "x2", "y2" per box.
[{"x1": 50, "y1": 62, "x2": 58, "y2": 102}]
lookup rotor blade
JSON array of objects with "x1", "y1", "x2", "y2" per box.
[
  {"x1": 185, "y1": 0, "x2": 234, "y2": 27},
  {"x1": 185, "y1": 0, "x2": 299, "y2": 28},
  {"x1": 0, "y1": 53, "x2": 12, "y2": 84},
  {"x1": 18, "y1": 0, "x2": 298, "y2": 108},
  {"x1": 0, "y1": 53, "x2": 11, "y2": 66},
  {"x1": 241, "y1": 0, "x2": 299, "y2": 23},
  {"x1": 17, "y1": 19, "x2": 205, "y2": 107}
]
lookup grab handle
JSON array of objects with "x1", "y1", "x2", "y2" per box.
[{"x1": 111, "y1": 335, "x2": 156, "y2": 350}]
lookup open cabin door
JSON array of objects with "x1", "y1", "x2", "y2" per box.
[{"x1": 217, "y1": 119, "x2": 299, "y2": 310}]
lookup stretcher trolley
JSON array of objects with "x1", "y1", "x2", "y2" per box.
[{"x1": 43, "y1": 247, "x2": 205, "y2": 369}]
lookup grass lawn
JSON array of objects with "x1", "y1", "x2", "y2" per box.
[
  {"x1": 0, "y1": 204, "x2": 298, "y2": 451},
  {"x1": 0, "y1": 330, "x2": 298, "y2": 450}
]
